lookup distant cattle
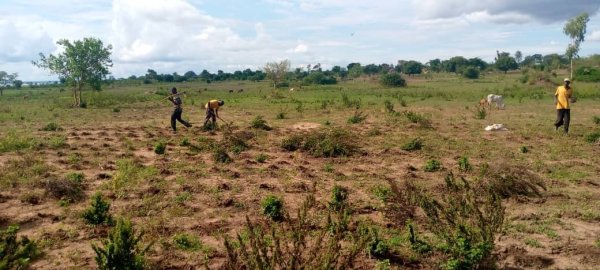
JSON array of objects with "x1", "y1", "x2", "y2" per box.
[
  {"x1": 228, "y1": 89, "x2": 234, "y2": 93},
  {"x1": 237, "y1": 89, "x2": 244, "y2": 93},
  {"x1": 486, "y1": 94, "x2": 505, "y2": 109}
]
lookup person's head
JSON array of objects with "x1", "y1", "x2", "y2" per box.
[
  {"x1": 564, "y1": 78, "x2": 570, "y2": 87},
  {"x1": 218, "y1": 100, "x2": 225, "y2": 106},
  {"x1": 171, "y1": 87, "x2": 177, "y2": 94}
]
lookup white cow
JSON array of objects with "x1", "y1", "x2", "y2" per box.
[{"x1": 486, "y1": 94, "x2": 505, "y2": 110}]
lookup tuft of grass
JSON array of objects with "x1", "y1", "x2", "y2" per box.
[
  {"x1": 174, "y1": 191, "x2": 191, "y2": 204},
  {"x1": 401, "y1": 138, "x2": 423, "y2": 151},
  {"x1": 82, "y1": 192, "x2": 113, "y2": 226},
  {"x1": 179, "y1": 138, "x2": 190, "y2": 147},
  {"x1": 255, "y1": 153, "x2": 268, "y2": 163},
  {"x1": 43, "y1": 174, "x2": 85, "y2": 203},
  {"x1": 423, "y1": 159, "x2": 442, "y2": 172},
  {"x1": 250, "y1": 115, "x2": 272, "y2": 130},
  {"x1": 404, "y1": 111, "x2": 432, "y2": 128},
  {"x1": 524, "y1": 238, "x2": 543, "y2": 248},
  {"x1": 0, "y1": 131, "x2": 38, "y2": 153},
  {"x1": 329, "y1": 185, "x2": 349, "y2": 212},
  {"x1": 154, "y1": 141, "x2": 166, "y2": 155},
  {"x1": 366, "y1": 229, "x2": 389, "y2": 258},
  {"x1": 0, "y1": 155, "x2": 52, "y2": 188},
  {"x1": 112, "y1": 108, "x2": 120, "y2": 113},
  {"x1": 520, "y1": 146, "x2": 529, "y2": 153},
  {"x1": 261, "y1": 195, "x2": 284, "y2": 222},
  {"x1": 40, "y1": 122, "x2": 62, "y2": 131},
  {"x1": 347, "y1": 111, "x2": 367, "y2": 124},
  {"x1": 458, "y1": 156, "x2": 471, "y2": 172},
  {"x1": 585, "y1": 132, "x2": 600, "y2": 143},
  {"x1": 111, "y1": 159, "x2": 158, "y2": 197},
  {"x1": 384, "y1": 100, "x2": 395, "y2": 113},
  {"x1": 172, "y1": 233, "x2": 202, "y2": 251},
  {"x1": 276, "y1": 111, "x2": 286, "y2": 119},
  {"x1": 475, "y1": 107, "x2": 487, "y2": 120},
  {"x1": 0, "y1": 225, "x2": 39, "y2": 269}
]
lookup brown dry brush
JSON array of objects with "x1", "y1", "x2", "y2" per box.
[
  {"x1": 479, "y1": 163, "x2": 546, "y2": 199},
  {"x1": 221, "y1": 195, "x2": 370, "y2": 270}
]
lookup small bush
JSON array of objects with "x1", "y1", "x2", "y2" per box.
[
  {"x1": 475, "y1": 107, "x2": 487, "y2": 120},
  {"x1": 458, "y1": 156, "x2": 471, "y2": 172},
  {"x1": 593, "y1": 116, "x2": 600, "y2": 125},
  {"x1": 401, "y1": 138, "x2": 422, "y2": 151},
  {"x1": 202, "y1": 122, "x2": 218, "y2": 132},
  {"x1": 384, "y1": 100, "x2": 395, "y2": 113},
  {"x1": 112, "y1": 108, "x2": 121, "y2": 113},
  {"x1": 154, "y1": 141, "x2": 166, "y2": 155},
  {"x1": 404, "y1": 111, "x2": 432, "y2": 128},
  {"x1": 366, "y1": 229, "x2": 389, "y2": 258},
  {"x1": 281, "y1": 134, "x2": 303, "y2": 151},
  {"x1": 481, "y1": 163, "x2": 546, "y2": 198},
  {"x1": 180, "y1": 138, "x2": 190, "y2": 147},
  {"x1": 66, "y1": 172, "x2": 85, "y2": 183},
  {"x1": 276, "y1": 112, "x2": 286, "y2": 119},
  {"x1": 407, "y1": 224, "x2": 431, "y2": 254},
  {"x1": 520, "y1": 146, "x2": 529, "y2": 153},
  {"x1": 463, "y1": 66, "x2": 480, "y2": 79},
  {"x1": 213, "y1": 147, "x2": 232, "y2": 163},
  {"x1": 223, "y1": 130, "x2": 253, "y2": 154},
  {"x1": 172, "y1": 233, "x2": 202, "y2": 251},
  {"x1": 585, "y1": 132, "x2": 600, "y2": 143},
  {"x1": 255, "y1": 153, "x2": 268, "y2": 163},
  {"x1": 424, "y1": 159, "x2": 442, "y2": 172},
  {"x1": 0, "y1": 225, "x2": 39, "y2": 269},
  {"x1": 43, "y1": 176, "x2": 85, "y2": 202},
  {"x1": 92, "y1": 218, "x2": 148, "y2": 270},
  {"x1": 41, "y1": 122, "x2": 62, "y2": 131},
  {"x1": 250, "y1": 116, "x2": 271, "y2": 130},
  {"x1": 82, "y1": 192, "x2": 113, "y2": 226},
  {"x1": 261, "y1": 195, "x2": 284, "y2": 222},
  {"x1": 380, "y1": 73, "x2": 406, "y2": 87},
  {"x1": 347, "y1": 111, "x2": 367, "y2": 124},
  {"x1": 329, "y1": 185, "x2": 349, "y2": 212},
  {"x1": 302, "y1": 128, "x2": 359, "y2": 157}
]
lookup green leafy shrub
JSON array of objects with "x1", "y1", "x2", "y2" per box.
[
  {"x1": 0, "y1": 225, "x2": 38, "y2": 269},
  {"x1": 281, "y1": 134, "x2": 303, "y2": 151},
  {"x1": 347, "y1": 111, "x2": 367, "y2": 124},
  {"x1": 401, "y1": 138, "x2": 423, "y2": 151},
  {"x1": 92, "y1": 218, "x2": 149, "y2": 270},
  {"x1": 40, "y1": 122, "x2": 62, "y2": 131},
  {"x1": 329, "y1": 185, "x2": 349, "y2": 212},
  {"x1": 261, "y1": 195, "x2": 284, "y2": 222},
  {"x1": 475, "y1": 107, "x2": 486, "y2": 119},
  {"x1": 366, "y1": 229, "x2": 389, "y2": 258},
  {"x1": 255, "y1": 153, "x2": 268, "y2": 163},
  {"x1": 458, "y1": 156, "x2": 471, "y2": 172},
  {"x1": 82, "y1": 192, "x2": 113, "y2": 226},
  {"x1": 172, "y1": 233, "x2": 202, "y2": 251},
  {"x1": 154, "y1": 141, "x2": 166, "y2": 155},
  {"x1": 223, "y1": 195, "x2": 369, "y2": 269},
  {"x1": 379, "y1": 73, "x2": 406, "y2": 87},
  {"x1": 462, "y1": 66, "x2": 480, "y2": 79},
  {"x1": 424, "y1": 159, "x2": 442, "y2": 172},
  {"x1": 575, "y1": 66, "x2": 600, "y2": 82},
  {"x1": 585, "y1": 131, "x2": 600, "y2": 143},
  {"x1": 250, "y1": 116, "x2": 271, "y2": 130}
]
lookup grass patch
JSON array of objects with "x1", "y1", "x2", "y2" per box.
[
  {"x1": 154, "y1": 141, "x2": 166, "y2": 155},
  {"x1": 585, "y1": 131, "x2": 600, "y2": 143},
  {"x1": 212, "y1": 147, "x2": 232, "y2": 163},
  {"x1": 111, "y1": 159, "x2": 158, "y2": 197},
  {"x1": 458, "y1": 156, "x2": 471, "y2": 172},
  {"x1": 0, "y1": 155, "x2": 52, "y2": 188},
  {"x1": 423, "y1": 159, "x2": 442, "y2": 172},
  {"x1": 250, "y1": 115, "x2": 272, "y2": 130},
  {"x1": 261, "y1": 195, "x2": 284, "y2": 222},
  {"x1": 0, "y1": 131, "x2": 39, "y2": 153},
  {"x1": 255, "y1": 153, "x2": 268, "y2": 163},
  {"x1": 172, "y1": 233, "x2": 202, "y2": 251},
  {"x1": 281, "y1": 134, "x2": 303, "y2": 151},
  {"x1": 347, "y1": 111, "x2": 367, "y2": 124},
  {"x1": 401, "y1": 138, "x2": 423, "y2": 151},
  {"x1": 404, "y1": 111, "x2": 432, "y2": 128},
  {"x1": 40, "y1": 122, "x2": 62, "y2": 131}
]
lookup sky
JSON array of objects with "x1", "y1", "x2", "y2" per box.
[{"x1": 1, "y1": 0, "x2": 599, "y2": 81}]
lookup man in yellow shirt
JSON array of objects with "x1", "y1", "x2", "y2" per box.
[
  {"x1": 204, "y1": 99, "x2": 225, "y2": 127},
  {"x1": 554, "y1": 78, "x2": 573, "y2": 133}
]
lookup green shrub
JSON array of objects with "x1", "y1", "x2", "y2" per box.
[
  {"x1": 0, "y1": 225, "x2": 38, "y2": 269},
  {"x1": 261, "y1": 195, "x2": 284, "y2": 221},
  {"x1": 40, "y1": 122, "x2": 62, "y2": 131},
  {"x1": 172, "y1": 233, "x2": 202, "y2": 251},
  {"x1": 212, "y1": 147, "x2": 232, "y2": 163},
  {"x1": 520, "y1": 146, "x2": 529, "y2": 153},
  {"x1": 281, "y1": 134, "x2": 304, "y2": 151},
  {"x1": 329, "y1": 185, "x2": 349, "y2": 211},
  {"x1": 341, "y1": 93, "x2": 361, "y2": 109},
  {"x1": 179, "y1": 138, "x2": 190, "y2": 147},
  {"x1": 92, "y1": 218, "x2": 148, "y2": 270},
  {"x1": 404, "y1": 111, "x2": 431, "y2": 128},
  {"x1": 379, "y1": 73, "x2": 406, "y2": 87},
  {"x1": 401, "y1": 138, "x2": 422, "y2": 151},
  {"x1": 255, "y1": 153, "x2": 268, "y2": 163},
  {"x1": 154, "y1": 141, "x2": 166, "y2": 155},
  {"x1": 372, "y1": 185, "x2": 392, "y2": 202},
  {"x1": 585, "y1": 132, "x2": 600, "y2": 143},
  {"x1": 407, "y1": 224, "x2": 431, "y2": 254},
  {"x1": 82, "y1": 192, "x2": 113, "y2": 226},
  {"x1": 593, "y1": 116, "x2": 600, "y2": 125},
  {"x1": 463, "y1": 66, "x2": 480, "y2": 79},
  {"x1": 475, "y1": 107, "x2": 486, "y2": 120},
  {"x1": 276, "y1": 112, "x2": 286, "y2": 119},
  {"x1": 458, "y1": 156, "x2": 471, "y2": 172},
  {"x1": 575, "y1": 66, "x2": 600, "y2": 82},
  {"x1": 250, "y1": 116, "x2": 271, "y2": 130},
  {"x1": 424, "y1": 159, "x2": 442, "y2": 172},
  {"x1": 202, "y1": 122, "x2": 218, "y2": 132},
  {"x1": 347, "y1": 111, "x2": 367, "y2": 124},
  {"x1": 66, "y1": 172, "x2": 85, "y2": 183},
  {"x1": 112, "y1": 108, "x2": 121, "y2": 113},
  {"x1": 366, "y1": 229, "x2": 389, "y2": 258},
  {"x1": 384, "y1": 100, "x2": 395, "y2": 113}
]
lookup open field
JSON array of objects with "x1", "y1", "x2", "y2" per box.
[{"x1": 1, "y1": 72, "x2": 600, "y2": 269}]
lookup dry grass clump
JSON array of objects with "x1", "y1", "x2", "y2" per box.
[
  {"x1": 281, "y1": 127, "x2": 360, "y2": 157},
  {"x1": 480, "y1": 163, "x2": 546, "y2": 198}
]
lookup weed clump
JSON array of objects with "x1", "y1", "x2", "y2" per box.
[
  {"x1": 276, "y1": 111, "x2": 286, "y2": 119},
  {"x1": 179, "y1": 138, "x2": 190, "y2": 147},
  {"x1": 380, "y1": 73, "x2": 406, "y2": 87},
  {"x1": 281, "y1": 134, "x2": 303, "y2": 151},
  {"x1": 424, "y1": 159, "x2": 442, "y2": 172},
  {"x1": 212, "y1": 147, "x2": 232, "y2": 164},
  {"x1": 250, "y1": 115, "x2": 272, "y2": 130},
  {"x1": 82, "y1": 192, "x2": 113, "y2": 226},
  {"x1": 222, "y1": 130, "x2": 253, "y2": 154},
  {"x1": 366, "y1": 229, "x2": 389, "y2": 258},
  {"x1": 458, "y1": 156, "x2": 471, "y2": 172},
  {"x1": 520, "y1": 146, "x2": 529, "y2": 153},
  {"x1": 43, "y1": 174, "x2": 85, "y2": 202},
  {"x1": 404, "y1": 111, "x2": 432, "y2": 128},
  {"x1": 593, "y1": 116, "x2": 600, "y2": 125},
  {"x1": 347, "y1": 111, "x2": 367, "y2": 124},
  {"x1": 384, "y1": 100, "x2": 395, "y2": 114},
  {"x1": 341, "y1": 93, "x2": 361, "y2": 109},
  {"x1": 302, "y1": 127, "x2": 359, "y2": 157},
  {"x1": 475, "y1": 107, "x2": 487, "y2": 120},
  {"x1": 329, "y1": 185, "x2": 349, "y2": 212},
  {"x1": 40, "y1": 122, "x2": 62, "y2": 131},
  {"x1": 481, "y1": 163, "x2": 545, "y2": 198},
  {"x1": 401, "y1": 138, "x2": 423, "y2": 151},
  {"x1": 0, "y1": 225, "x2": 39, "y2": 269},
  {"x1": 92, "y1": 218, "x2": 149, "y2": 270},
  {"x1": 255, "y1": 153, "x2": 268, "y2": 163},
  {"x1": 154, "y1": 141, "x2": 166, "y2": 155},
  {"x1": 172, "y1": 233, "x2": 202, "y2": 251},
  {"x1": 261, "y1": 195, "x2": 284, "y2": 222},
  {"x1": 585, "y1": 131, "x2": 600, "y2": 144}
]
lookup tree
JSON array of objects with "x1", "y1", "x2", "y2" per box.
[
  {"x1": 145, "y1": 69, "x2": 158, "y2": 80},
  {"x1": 442, "y1": 56, "x2": 468, "y2": 73},
  {"x1": 515, "y1": 51, "x2": 523, "y2": 66},
  {"x1": 183, "y1": 70, "x2": 197, "y2": 80},
  {"x1": 428, "y1": 59, "x2": 442, "y2": 72},
  {"x1": 348, "y1": 64, "x2": 363, "y2": 79},
  {"x1": 402, "y1": 61, "x2": 423, "y2": 76},
  {"x1": 468, "y1": 58, "x2": 488, "y2": 70},
  {"x1": 379, "y1": 73, "x2": 406, "y2": 87},
  {"x1": 33, "y1": 38, "x2": 112, "y2": 107},
  {"x1": 14, "y1": 80, "x2": 23, "y2": 89},
  {"x1": 495, "y1": 51, "x2": 518, "y2": 73},
  {"x1": 564, "y1": 13, "x2": 590, "y2": 79},
  {"x1": 363, "y1": 64, "x2": 380, "y2": 75},
  {"x1": 463, "y1": 66, "x2": 480, "y2": 79},
  {"x1": 264, "y1": 59, "x2": 290, "y2": 87},
  {"x1": 0, "y1": 71, "x2": 17, "y2": 96}
]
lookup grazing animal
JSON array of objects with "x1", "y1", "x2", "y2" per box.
[
  {"x1": 228, "y1": 90, "x2": 234, "y2": 93},
  {"x1": 486, "y1": 94, "x2": 505, "y2": 109},
  {"x1": 237, "y1": 89, "x2": 244, "y2": 93},
  {"x1": 289, "y1": 88, "x2": 294, "y2": 92}
]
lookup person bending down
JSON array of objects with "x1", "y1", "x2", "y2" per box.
[
  {"x1": 204, "y1": 99, "x2": 225, "y2": 127},
  {"x1": 168, "y1": 87, "x2": 191, "y2": 133}
]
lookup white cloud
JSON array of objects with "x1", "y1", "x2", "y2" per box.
[
  {"x1": 288, "y1": 43, "x2": 308, "y2": 53},
  {"x1": 0, "y1": 18, "x2": 55, "y2": 63},
  {"x1": 589, "y1": 31, "x2": 600, "y2": 42}
]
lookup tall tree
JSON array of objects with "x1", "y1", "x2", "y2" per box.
[
  {"x1": 0, "y1": 71, "x2": 17, "y2": 96},
  {"x1": 564, "y1": 13, "x2": 590, "y2": 79},
  {"x1": 264, "y1": 59, "x2": 290, "y2": 87},
  {"x1": 495, "y1": 51, "x2": 518, "y2": 73},
  {"x1": 33, "y1": 38, "x2": 112, "y2": 107},
  {"x1": 515, "y1": 51, "x2": 523, "y2": 66},
  {"x1": 402, "y1": 61, "x2": 423, "y2": 76}
]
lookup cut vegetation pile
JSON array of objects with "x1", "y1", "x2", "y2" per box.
[{"x1": 281, "y1": 127, "x2": 360, "y2": 157}]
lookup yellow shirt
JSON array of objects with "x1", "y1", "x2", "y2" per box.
[
  {"x1": 555, "y1": 86, "x2": 572, "y2": 109},
  {"x1": 205, "y1": 100, "x2": 220, "y2": 110}
]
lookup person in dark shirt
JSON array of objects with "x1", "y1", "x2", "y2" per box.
[{"x1": 168, "y1": 87, "x2": 191, "y2": 133}]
